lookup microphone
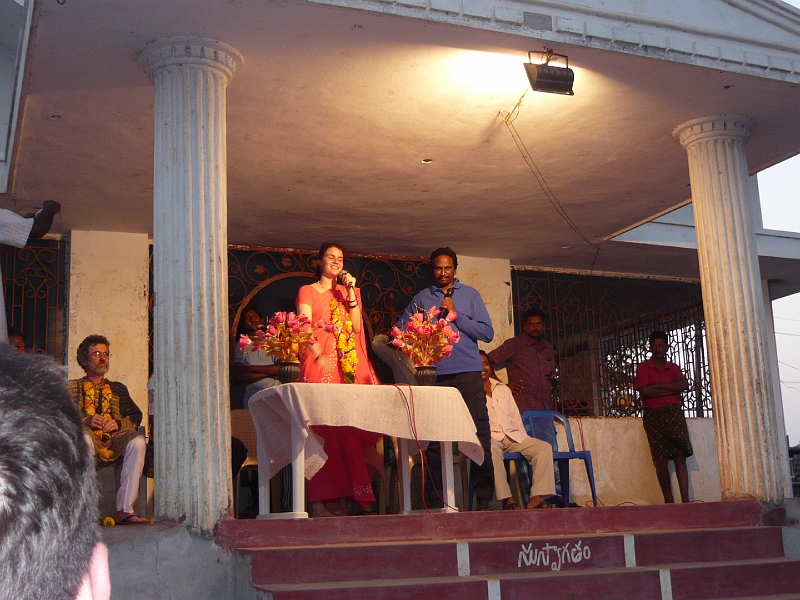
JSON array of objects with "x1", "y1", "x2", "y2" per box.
[
  {"x1": 338, "y1": 270, "x2": 351, "y2": 286},
  {"x1": 441, "y1": 287, "x2": 454, "y2": 318}
]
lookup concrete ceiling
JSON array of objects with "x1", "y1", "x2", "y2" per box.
[{"x1": 5, "y1": 0, "x2": 800, "y2": 278}]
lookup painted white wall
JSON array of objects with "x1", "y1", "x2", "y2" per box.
[
  {"x1": 455, "y1": 255, "x2": 514, "y2": 353},
  {"x1": 67, "y1": 230, "x2": 150, "y2": 422},
  {"x1": 553, "y1": 417, "x2": 721, "y2": 507}
]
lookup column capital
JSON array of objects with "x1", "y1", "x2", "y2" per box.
[
  {"x1": 138, "y1": 36, "x2": 243, "y2": 84},
  {"x1": 672, "y1": 115, "x2": 755, "y2": 149}
]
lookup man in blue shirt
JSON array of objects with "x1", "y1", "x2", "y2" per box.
[{"x1": 400, "y1": 247, "x2": 495, "y2": 509}]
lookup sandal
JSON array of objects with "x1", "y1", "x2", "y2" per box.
[
  {"x1": 355, "y1": 501, "x2": 374, "y2": 515},
  {"x1": 115, "y1": 511, "x2": 149, "y2": 525},
  {"x1": 526, "y1": 495, "x2": 553, "y2": 510},
  {"x1": 311, "y1": 502, "x2": 335, "y2": 518},
  {"x1": 504, "y1": 499, "x2": 522, "y2": 511}
]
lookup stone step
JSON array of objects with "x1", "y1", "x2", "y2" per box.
[
  {"x1": 668, "y1": 558, "x2": 800, "y2": 599},
  {"x1": 253, "y1": 558, "x2": 800, "y2": 600},
  {"x1": 244, "y1": 527, "x2": 784, "y2": 586},
  {"x1": 217, "y1": 499, "x2": 765, "y2": 551}
]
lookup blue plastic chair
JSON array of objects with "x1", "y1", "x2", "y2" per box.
[
  {"x1": 468, "y1": 410, "x2": 598, "y2": 509},
  {"x1": 507, "y1": 410, "x2": 598, "y2": 507}
]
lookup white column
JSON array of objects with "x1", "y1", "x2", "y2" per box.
[
  {"x1": 138, "y1": 37, "x2": 243, "y2": 533},
  {"x1": 673, "y1": 115, "x2": 787, "y2": 502}
]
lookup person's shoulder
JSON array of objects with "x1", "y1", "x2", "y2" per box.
[{"x1": 489, "y1": 377, "x2": 509, "y2": 390}]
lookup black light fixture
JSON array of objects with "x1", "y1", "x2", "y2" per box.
[{"x1": 524, "y1": 48, "x2": 574, "y2": 96}]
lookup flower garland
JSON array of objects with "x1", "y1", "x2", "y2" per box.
[
  {"x1": 329, "y1": 298, "x2": 358, "y2": 383},
  {"x1": 79, "y1": 379, "x2": 116, "y2": 460}
]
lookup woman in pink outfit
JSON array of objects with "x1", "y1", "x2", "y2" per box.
[{"x1": 296, "y1": 241, "x2": 381, "y2": 517}]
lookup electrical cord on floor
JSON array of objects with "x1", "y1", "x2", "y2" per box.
[{"x1": 394, "y1": 384, "x2": 460, "y2": 513}]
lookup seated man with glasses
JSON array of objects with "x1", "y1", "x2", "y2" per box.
[{"x1": 69, "y1": 334, "x2": 148, "y2": 524}]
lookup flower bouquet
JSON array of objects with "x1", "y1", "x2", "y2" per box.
[
  {"x1": 391, "y1": 306, "x2": 460, "y2": 367},
  {"x1": 238, "y1": 311, "x2": 317, "y2": 363}
]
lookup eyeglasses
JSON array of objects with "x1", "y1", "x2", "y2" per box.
[{"x1": 89, "y1": 351, "x2": 111, "y2": 359}]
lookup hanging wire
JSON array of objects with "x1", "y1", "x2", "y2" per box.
[{"x1": 500, "y1": 87, "x2": 602, "y2": 273}]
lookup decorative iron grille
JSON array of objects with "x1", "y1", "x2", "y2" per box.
[
  {"x1": 512, "y1": 269, "x2": 711, "y2": 418},
  {"x1": 227, "y1": 246, "x2": 430, "y2": 339},
  {"x1": 2, "y1": 239, "x2": 67, "y2": 359}
]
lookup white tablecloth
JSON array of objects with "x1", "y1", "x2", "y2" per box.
[{"x1": 248, "y1": 382, "x2": 483, "y2": 482}]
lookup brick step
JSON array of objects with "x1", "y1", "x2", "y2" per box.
[
  {"x1": 244, "y1": 527, "x2": 784, "y2": 586},
  {"x1": 697, "y1": 596, "x2": 800, "y2": 600},
  {"x1": 218, "y1": 499, "x2": 765, "y2": 551},
  {"x1": 668, "y1": 558, "x2": 800, "y2": 600},
  {"x1": 253, "y1": 559, "x2": 800, "y2": 600}
]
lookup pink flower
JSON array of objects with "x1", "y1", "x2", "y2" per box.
[
  {"x1": 443, "y1": 310, "x2": 456, "y2": 322},
  {"x1": 443, "y1": 344, "x2": 453, "y2": 354},
  {"x1": 267, "y1": 325, "x2": 277, "y2": 337},
  {"x1": 391, "y1": 338, "x2": 404, "y2": 348},
  {"x1": 238, "y1": 335, "x2": 251, "y2": 351}
]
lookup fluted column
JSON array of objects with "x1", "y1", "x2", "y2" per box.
[
  {"x1": 138, "y1": 37, "x2": 243, "y2": 533},
  {"x1": 673, "y1": 115, "x2": 787, "y2": 502}
]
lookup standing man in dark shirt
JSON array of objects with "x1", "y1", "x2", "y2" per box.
[
  {"x1": 488, "y1": 308, "x2": 556, "y2": 412},
  {"x1": 399, "y1": 247, "x2": 495, "y2": 509}
]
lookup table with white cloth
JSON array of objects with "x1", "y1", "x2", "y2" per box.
[{"x1": 248, "y1": 382, "x2": 484, "y2": 518}]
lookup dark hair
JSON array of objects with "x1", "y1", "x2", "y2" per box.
[
  {"x1": 76, "y1": 334, "x2": 110, "y2": 368},
  {"x1": 314, "y1": 241, "x2": 346, "y2": 278},
  {"x1": 523, "y1": 308, "x2": 545, "y2": 322},
  {"x1": 237, "y1": 305, "x2": 264, "y2": 336},
  {"x1": 648, "y1": 331, "x2": 669, "y2": 346},
  {"x1": 0, "y1": 346, "x2": 100, "y2": 599},
  {"x1": 429, "y1": 247, "x2": 457, "y2": 269},
  {"x1": 478, "y1": 350, "x2": 497, "y2": 378}
]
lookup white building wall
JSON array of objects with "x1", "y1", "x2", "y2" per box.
[
  {"x1": 456, "y1": 255, "x2": 514, "y2": 352},
  {"x1": 558, "y1": 417, "x2": 721, "y2": 507},
  {"x1": 67, "y1": 230, "x2": 150, "y2": 422}
]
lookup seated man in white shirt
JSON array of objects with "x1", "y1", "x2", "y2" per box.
[
  {"x1": 480, "y1": 350, "x2": 556, "y2": 510},
  {"x1": 231, "y1": 306, "x2": 279, "y2": 408}
]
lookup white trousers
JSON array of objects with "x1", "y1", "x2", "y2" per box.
[
  {"x1": 116, "y1": 434, "x2": 146, "y2": 513},
  {"x1": 491, "y1": 435, "x2": 556, "y2": 501},
  {"x1": 84, "y1": 431, "x2": 146, "y2": 514}
]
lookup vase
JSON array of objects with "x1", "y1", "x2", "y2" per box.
[
  {"x1": 414, "y1": 365, "x2": 437, "y2": 386},
  {"x1": 277, "y1": 361, "x2": 301, "y2": 384}
]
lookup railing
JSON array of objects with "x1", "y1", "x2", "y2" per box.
[
  {"x1": 1, "y1": 239, "x2": 67, "y2": 360},
  {"x1": 143, "y1": 246, "x2": 714, "y2": 418},
  {"x1": 512, "y1": 268, "x2": 711, "y2": 418}
]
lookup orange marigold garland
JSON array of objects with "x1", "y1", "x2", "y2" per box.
[
  {"x1": 80, "y1": 379, "x2": 116, "y2": 460},
  {"x1": 329, "y1": 298, "x2": 358, "y2": 383}
]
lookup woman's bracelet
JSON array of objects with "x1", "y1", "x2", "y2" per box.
[{"x1": 347, "y1": 300, "x2": 358, "y2": 309}]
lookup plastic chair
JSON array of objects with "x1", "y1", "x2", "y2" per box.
[
  {"x1": 511, "y1": 410, "x2": 598, "y2": 507},
  {"x1": 468, "y1": 410, "x2": 598, "y2": 509},
  {"x1": 230, "y1": 409, "x2": 259, "y2": 517}
]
